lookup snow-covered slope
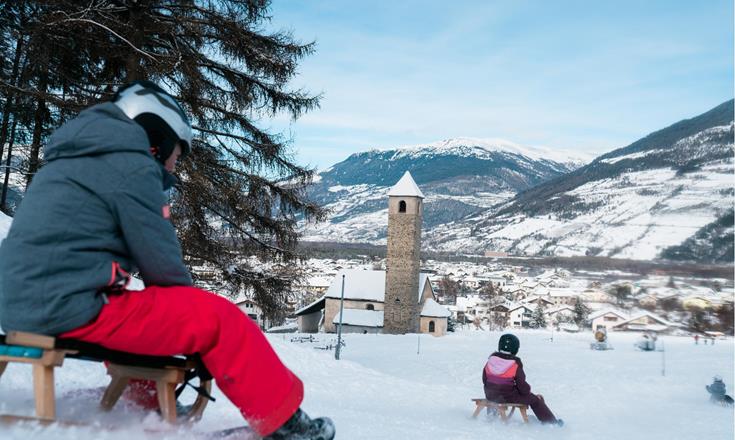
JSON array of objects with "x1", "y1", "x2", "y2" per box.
[
  {"x1": 428, "y1": 100, "x2": 735, "y2": 262},
  {"x1": 0, "y1": 330, "x2": 731, "y2": 439},
  {"x1": 0, "y1": 211, "x2": 11, "y2": 244},
  {"x1": 303, "y1": 138, "x2": 590, "y2": 243}
]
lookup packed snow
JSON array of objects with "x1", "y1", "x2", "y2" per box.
[
  {"x1": 0, "y1": 329, "x2": 732, "y2": 439},
  {"x1": 0, "y1": 212, "x2": 10, "y2": 245}
]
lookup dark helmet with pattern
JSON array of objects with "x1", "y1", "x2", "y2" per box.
[{"x1": 498, "y1": 333, "x2": 520, "y2": 355}]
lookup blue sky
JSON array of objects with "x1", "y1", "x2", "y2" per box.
[{"x1": 267, "y1": 0, "x2": 734, "y2": 170}]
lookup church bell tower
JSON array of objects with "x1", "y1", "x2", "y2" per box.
[{"x1": 383, "y1": 171, "x2": 424, "y2": 334}]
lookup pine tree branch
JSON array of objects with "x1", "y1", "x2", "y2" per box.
[
  {"x1": 45, "y1": 18, "x2": 160, "y2": 62},
  {"x1": 202, "y1": 203, "x2": 297, "y2": 257}
]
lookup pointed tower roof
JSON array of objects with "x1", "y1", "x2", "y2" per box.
[{"x1": 387, "y1": 171, "x2": 424, "y2": 198}]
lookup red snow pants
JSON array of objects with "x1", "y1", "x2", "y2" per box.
[{"x1": 60, "y1": 285, "x2": 303, "y2": 436}]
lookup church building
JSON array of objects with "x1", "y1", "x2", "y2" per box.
[{"x1": 295, "y1": 171, "x2": 450, "y2": 336}]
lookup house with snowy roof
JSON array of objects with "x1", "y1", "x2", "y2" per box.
[
  {"x1": 579, "y1": 289, "x2": 615, "y2": 308},
  {"x1": 233, "y1": 296, "x2": 271, "y2": 330},
  {"x1": 546, "y1": 305, "x2": 575, "y2": 324},
  {"x1": 522, "y1": 295, "x2": 555, "y2": 307},
  {"x1": 612, "y1": 311, "x2": 675, "y2": 333},
  {"x1": 589, "y1": 309, "x2": 628, "y2": 331},
  {"x1": 294, "y1": 172, "x2": 450, "y2": 336},
  {"x1": 508, "y1": 303, "x2": 535, "y2": 329},
  {"x1": 487, "y1": 301, "x2": 513, "y2": 327},
  {"x1": 547, "y1": 288, "x2": 578, "y2": 306}
]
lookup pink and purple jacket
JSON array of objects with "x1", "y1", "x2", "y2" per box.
[{"x1": 482, "y1": 352, "x2": 531, "y2": 402}]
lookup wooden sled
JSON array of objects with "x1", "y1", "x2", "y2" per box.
[
  {"x1": 471, "y1": 398, "x2": 529, "y2": 423},
  {"x1": 0, "y1": 331, "x2": 213, "y2": 424}
]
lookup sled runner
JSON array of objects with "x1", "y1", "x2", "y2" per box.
[
  {"x1": 0, "y1": 331, "x2": 213, "y2": 424},
  {"x1": 0, "y1": 413, "x2": 259, "y2": 439},
  {"x1": 471, "y1": 398, "x2": 529, "y2": 423}
]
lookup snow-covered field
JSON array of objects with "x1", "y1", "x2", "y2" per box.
[{"x1": 0, "y1": 330, "x2": 732, "y2": 439}]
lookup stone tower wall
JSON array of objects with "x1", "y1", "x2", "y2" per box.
[{"x1": 383, "y1": 196, "x2": 422, "y2": 334}]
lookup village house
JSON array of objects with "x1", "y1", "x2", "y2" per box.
[
  {"x1": 579, "y1": 289, "x2": 615, "y2": 309},
  {"x1": 612, "y1": 311, "x2": 674, "y2": 333},
  {"x1": 508, "y1": 303, "x2": 535, "y2": 328},
  {"x1": 487, "y1": 276, "x2": 508, "y2": 288},
  {"x1": 546, "y1": 305, "x2": 575, "y2": 324},
  {"x1": 589, "y1": 309, "x2": 628, "y2": 331},
  {"x1": 548, "y1": 288, "x2": 578, "y2": 306},
  {"x1": 234, "y1": 298, "x2": 270, "y2": 330},
  {"x1": 488, "y1": 302, "x2": 513, "y2": 328},
  {"x1": 522, "y1": 296, "x2": 555, "y2": 308}
]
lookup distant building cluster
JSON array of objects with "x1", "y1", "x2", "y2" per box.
[{"x1": 185, "y1": 172, "x2": 733, "y2": 338}]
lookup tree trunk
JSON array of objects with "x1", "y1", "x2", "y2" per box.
[
  {"x1": 125, "y1": 4, "x2": 144, "y2": 81},
  {"x1": 1, "y1": 116, "x2": 19, "y2": 213},
  {"x1": 25, "y1": 41, "x2": 49, "y2": 189},
  {"x1": 25, "y1": 83, "x2": 47, "y2": 189},
  {"x1": 0, "y1": 36, "x2": 24, "y2": 163}
]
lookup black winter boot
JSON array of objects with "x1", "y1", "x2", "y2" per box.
[{"x1": 264, "y1": 409, "x2": 335, "y2": 440}]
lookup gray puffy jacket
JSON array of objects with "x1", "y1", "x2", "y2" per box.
[{"x1": 0, "y1": 102, "x2": 192, "y2": 335}]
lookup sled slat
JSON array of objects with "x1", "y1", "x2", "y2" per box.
[
  {"x1": 6, "y1": 331, "x2": 55, "y2": 349},
  {"x1": 471, "y1": 398, "x2": 529, "y2": 424}
]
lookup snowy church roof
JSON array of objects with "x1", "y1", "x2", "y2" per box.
[
  {"x1": 294, "y1": 296, "x2": 326, "y2": 316},
  {"x1": 420, "y1": 298, "x2": 451, "y2": 318},
  {"x1": 325, "y1": 269, "x2": 430, "y2": 302},
  {"x1": 387, "y1": 171, "x2": 425, "y2": 199},
  {"x1": 332, "y1": 309, "x2": 384, "y2": 327}
]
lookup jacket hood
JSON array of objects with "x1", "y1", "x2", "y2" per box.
[
  {"x1": 44, "y1": 102, "x2": 151, "y2": 161},
  {"x1": 490, "y1": 351, "x2": 523, "y2": 366},
  {"x1": 486, "y1": 355, "x2": 516, "y2": 375}
]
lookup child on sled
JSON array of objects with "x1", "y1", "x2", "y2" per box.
[
  {"x1": 0, "y1": 81, "x2": 334, "y2": 440},
  {"x1": 482, "y1": 334, "x2": 563, "y2": 426}
]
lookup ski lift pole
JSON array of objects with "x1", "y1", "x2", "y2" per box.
[
  {"x1": 660, "y1": 340, "x2": 665, "y2": 376},
  {"x1": 335, "y1": 275, "x2": 345, "y2": 360}
]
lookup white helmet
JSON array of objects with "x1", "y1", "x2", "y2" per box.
[{"x1": 113, "y1": 80, "x2": 192, "y2": 162}]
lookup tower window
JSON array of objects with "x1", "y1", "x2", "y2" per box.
[
  {"x1": 429, "y1": 321, "x2": 435, "y2": 332},
  {"x1": 366, "y1": 303, "x2": 375, "y2": 310},
  {"x1": 398, "y1": 200, "x2": 407, "y2": 213}
]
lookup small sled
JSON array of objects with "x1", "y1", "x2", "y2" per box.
[
  {"x1": 590, "y1": 341, "x2": 613, "y2": 350},
  {"x1": 471, "y1": 398, "x2": 529, "y2": 423},
  {"x1": 0, "y1": 331, "x2": 213, "y2": 425}
]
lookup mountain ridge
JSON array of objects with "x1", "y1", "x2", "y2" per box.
[
  {"x1": 427, "y1": 99, "x2": 734, "y2": 262},
  {"x1": 304, "y1": 138, "x2": 589, "y2": 242}
]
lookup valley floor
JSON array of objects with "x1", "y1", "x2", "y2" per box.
[{"x1": 0, "y1": 330, "x2": 732, "y2": 440}]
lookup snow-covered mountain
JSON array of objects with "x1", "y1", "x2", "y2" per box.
[
  {"x1": 303, "y1": 138, "x2": 591, "y2": 242},
  {"x1": 427, "y1": 100, "x2": 735, "y2": 262}
]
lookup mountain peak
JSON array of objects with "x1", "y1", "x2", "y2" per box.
[{"x1": 386, "y1": 137, "x2": 593, "y2": 165}]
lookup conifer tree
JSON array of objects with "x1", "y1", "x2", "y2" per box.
[
  {"x1": 572, "y1": 298, "x2": 591, "y2": 328},
  {"x1": 438, "y1": 275, "x2": 459, "y2": 304},
  {"x1": 0, "y1": 1, "x2": 324, "y2": 320},
  {"x1": 531, "y1": 301, "x2": 547, "y2": 329}
]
